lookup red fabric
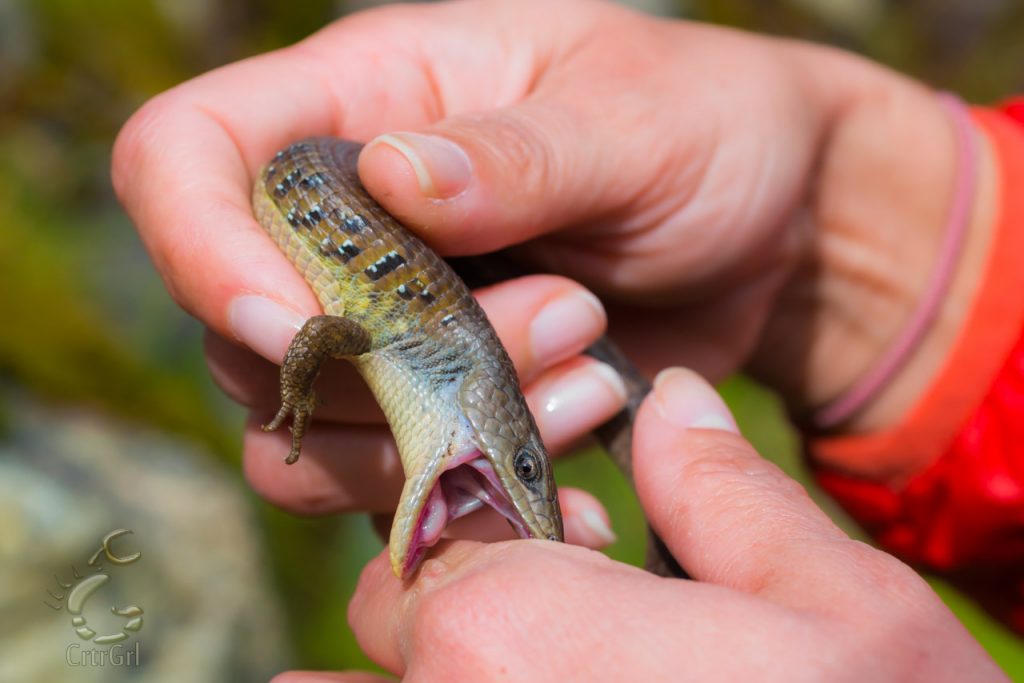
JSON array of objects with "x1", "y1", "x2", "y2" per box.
[
  {"x1": 1003, "y1": 96, "x2": 1024, "y2": 126},
  {"x1": 809, "y1": 100, "x2": 1024, "y2": 631},
  {"x1": 817, "y1": 331, "x2": 1024, "y2": 630}
]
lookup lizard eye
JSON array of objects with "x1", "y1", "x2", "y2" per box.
[{"x1": 514, "y1": 448, "x2": 541, "y2": 482}]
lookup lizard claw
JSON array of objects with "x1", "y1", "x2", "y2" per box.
[
  {"x1": 261, "y1": 406, "x2": 290, "y2": 433},
  {"x1": 262, "y1": 392, "x2": 318, "y2": 465}
]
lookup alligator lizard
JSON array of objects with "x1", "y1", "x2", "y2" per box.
[{"x1": 252, "y1": 138, "x2": 684, "y2": 579}]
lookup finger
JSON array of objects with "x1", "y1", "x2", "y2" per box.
[
  {"x1": 353, "y1": 6, "x2": 708, "y2": 263},
  {"x1": 112, "y1": 45, "x2": 348, "y2": 350},
  {"x1": 244, "y1": 418, "x2": 402, "y2": 515},
  {"x1": 344, "y1": 541, "x2": 600, "y2": 676},
  {"x1": 357, "y1": 92, "x2": 685, "y2": 259},
  {"x1": 111, "y1": 3, "x2": 534, "y2": 363},
  {"x1": 632, "y1": 367, "x2": 867, "y2": 597},
  {"x1": 347, "y1": 539, "x2": 693, "y2": 679},
  {"x1": 349, "y1": 535, "x2": 982, "y2": 682},
  {"x1": 479, "y1": 275, "x2": 607, "y2": 384},
  {"x1": 244, "y1": 350, "x2": 626, "y2": 512},
  {"x1": 205, "y1": 275, "x2": 607, "y2": 421},
  {"x1": 443, "y1": 486, "x2": 616, "y2": 549},
  {"x1": 348, "y1": 541, "x2": 471, "y2": 675},
  {"x1": 271, "y1": 672, "x2": 395, "y2": 683},
  {"x1": 204, "y1": 328, "x2": 387, "y2": 424},
  {"x1": 354, "y1": 4, "x2": 675, "y2": 258},
  {"x1": 555, "y1": 486, "x2": 618, "y2": 547},
  {"x1": 523, "y1": 356, "x2": 626, "y2": 453}
]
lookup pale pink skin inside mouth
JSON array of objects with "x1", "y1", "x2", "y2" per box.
[{"x1": 402, "y1": 449, "x2": 531, "y2": 576}]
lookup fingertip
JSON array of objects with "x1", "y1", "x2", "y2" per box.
[
  {"x1": 529, "y1": 288, "x2": 607, "y2": 369},
  {"x1": 242, "y1": 414, "x2": 300, "y2": 509},
  {"x1": 358, "y1": 108, "x2": 590, "y2": 255},
  {"x1": 359, "y1": 134, "x2": 420, "y2": 199},
  {"x1": 525, "y1": 358, "x2": 626, "y2": 452},
  {"x1": 349, "y1": 549, "x2": 395, "y2": 623},
  {"x1": 358, "y1": 137, "x2": 454, "y2": 243},
  {"x1": 228, "y1": 295, "x2": 307, "y2": 363},
  {"x1": 650, "y1": 367, "x2": 739, "y2": 434},
  {"x1": 442, "y1": 486, "x2": 616, "y2": 548},
  {"x1": 203, "y1": 327, "x2": 280, "y2": 408},
  {"x1": 348, "y1": 549, "x2": 415, "y2": 674},
  {"x1": 474, "y1": 275, "x2": 607, "y2": 382},
  {"x1": 634, "y1": 367, "x2": 848, "y2": 590},
  {"x1": 242, "y1": 417, "x2": 403, "y2": 516},
  {"x1": 632, "y1": 367, "x2": 742, "y2": 510},
  {"x1": 271, "y1": 672, "x2": 395, "y2": 683},
  {"x1": 560, "y1": 487, "x2": 617, "y2": 547},
  {"x1": 111, "y1": 93, "x2": 162, "y2": 206},
  {"x1": 365, "y1": 132, "x2": 472, "y2": 199}
]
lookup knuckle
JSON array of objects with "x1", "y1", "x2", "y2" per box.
[
  {"x1": 842, "y1": 540, "x2": 934, "y2": 602},
  {"x1": 679, "y1": 431, "x2": 807, "y2": 502},
  {"x1": 459, "y1": 110, "x2": 560, "y2": 200}
]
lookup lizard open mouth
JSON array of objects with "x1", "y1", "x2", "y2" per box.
[{"x1": 403, "y1": 450, "x2": 530, "y2": 576}]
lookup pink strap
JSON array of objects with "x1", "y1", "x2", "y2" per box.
[{"x1": 812, "y1": 93, "x2": 979, "y2": 429}]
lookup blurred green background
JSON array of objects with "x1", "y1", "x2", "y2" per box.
[{"x1": 2, "y1": 0, "x2": 1023, "y2": 680}]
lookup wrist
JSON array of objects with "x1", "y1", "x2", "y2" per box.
[
  {"x1": 749, "y1": 45, "x2": 997, "y2": 443},
  {"x1": 829, "y1": 113, "x2": 996, "y2": 442}
]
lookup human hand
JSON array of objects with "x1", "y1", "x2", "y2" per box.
[
  {"x1": 269, "y1": 369, "x2": 1005, "y2": 683},
  {"x1": 112, "y1": 0, "x2": 991, "y2": 518},
  {"x1": 114, "y1": 0, "x2": 668, "y2": 545}
]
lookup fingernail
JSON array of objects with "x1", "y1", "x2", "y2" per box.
[
  {"x1": 653, "y1": 368, "x2": 739, "y2": 433},
  {"x1": 530, "y1": 290, "x2": 606, "y2": 367},
  {"x1": 370, "y1": 132, "x2": 472, "y2": 198},
  {"x1": 534, "y1": 361, "x2": 627, "y2": 449},
  {"x1": 564, "y1": 507, "x2": 617, "y2": 547},
  {"x1": 580, "y1": 508, "x2": 617, "y2": 545},
  {"x1": 559, "y1": 488, "x2": 617, "y2": 548},
  {"x1": 228, "y1": 295, "x2": 306, "y2": 362}
]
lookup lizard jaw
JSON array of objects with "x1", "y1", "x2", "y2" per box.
[{"x1": 400, "y1": 450, "x2": 530, "y2": 578}]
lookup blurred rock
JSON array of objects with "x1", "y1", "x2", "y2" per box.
[{"x1": 0, "y1": 392, "x2": 289, "y2": 683}]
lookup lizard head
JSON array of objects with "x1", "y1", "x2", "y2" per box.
[{"x1": 388, "y1": 364, "x2": 563, "y2": 579}]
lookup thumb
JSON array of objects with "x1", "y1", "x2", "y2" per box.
[
  {"x1": 633, "y1": 368, "x2": 851, "y2": 593},
  {"x1": 356, "y1": 100, "x2": 639, "y2": 255}
]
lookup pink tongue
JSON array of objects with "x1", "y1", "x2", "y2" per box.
[
  {"x1": 402, "y1": 486, "x2": 448, "y2": 576},
  {"x1": 403, "y1": 454, "x2": 529, "y2": 577},
  {"x1": 441, "y1": 458, "x2": 529, "y2": 537},
  {"x1": 419, "y1": 486, "x2": 449, "y2": 547}
]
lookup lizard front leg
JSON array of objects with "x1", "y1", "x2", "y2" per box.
[{"x1": 262, "y1": 314, "x2": 372, "y2": 464}]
